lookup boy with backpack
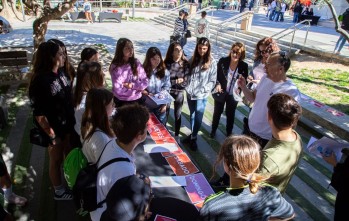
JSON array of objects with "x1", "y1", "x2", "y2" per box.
[{"x1": 89, "y1": 104, "x2": 149, "y2": 221}]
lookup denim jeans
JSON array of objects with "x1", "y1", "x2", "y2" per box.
[
  {"x1": 269, "y1": 9, "x2": 275, "y2": 20},
  {"x1": 293, "y1": 12, "x2": 299, "y2": 23},
  {"x1": 274, "y1": 11, "x2": 281, "y2": 21},
  {"x1": 153, "y1": 104, "x2": 168, "y2": 125},
  {"x1": 187, "y1": 97, "x2": 208, "y2": 138},
  {"x1": 334, "y1": 35, "x2": 347, "y2": 53}
]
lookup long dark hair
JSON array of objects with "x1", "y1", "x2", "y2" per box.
[
  {"x1": 47, "y1": 39, "x2": 76, "y2": 82},
  {"x1": 164, "y1": 42, "x2": 189, "y2": 69},
  {"x1": 73, "y1": 61, "x2": 105, "y2": 108},
  {"x1": 29, "y1": 41, "x2": 60, "y2": 95},
  {"x1": 79, "y1": 47, "x2": 98, "y2": 66},
  {"x1": 190, "y1": 37, "x2": 211, "y2": 74},
  {"x1": 81, "y1": 88, "x2": 115, "y2": 141},
  {"x1": 109, "y1": 38, "x2": 138, "y2": 76},
  {"x1": 143, "y1": 47, "x2": 166, "y2": 79}
]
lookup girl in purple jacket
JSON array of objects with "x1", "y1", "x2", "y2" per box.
[{"x1": 109, "y1": 38, "x2": 148, "y2": 107}]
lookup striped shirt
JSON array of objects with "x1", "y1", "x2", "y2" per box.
[
  {"x1": 173, "y1": 17, "x2": 185, "y2": 36},
  {"x1": 199, "y1": 185, "x2": 294, "y2": 221}
]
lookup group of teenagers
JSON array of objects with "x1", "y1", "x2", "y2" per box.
[{"x1": 20, "y1": 32, "x2": 345, "y2": 221}]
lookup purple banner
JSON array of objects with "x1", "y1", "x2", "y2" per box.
[{"x1": 185, "y1": 173, "x2": 215, "y2": 204}]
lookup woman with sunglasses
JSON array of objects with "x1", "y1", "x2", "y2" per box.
[
  {"x1": 248, "y1": 37, "x2": 279, "y2": 89},
  {"x1": 181, "y1": 37, "x2": 217, "y2": 151},
  {"x1": 164, "y1": 43, "x2": 190, "y2": 136},
  {"x1": 210, "y1": 42, "x2": 248, "y2": 139}
]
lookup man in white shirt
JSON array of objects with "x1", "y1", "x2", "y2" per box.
[
  {"x1": 211, "y1": 51, "x2": 301, "y2": 188},
  {"x1": 238, "y1": 51, "x2": 300, "y2": 148},
  {"x1": 195, "y1": 11, "x2": 210, "y2": 43},
  {"x1": 90, "y1": 104, "x2": 149, "y2": 221}
]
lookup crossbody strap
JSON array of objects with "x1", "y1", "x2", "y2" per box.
[
  {"x1": 227, "y1": 67, "x2": 238, "y2": 94},
  {"x1": 96, "y1": 157, "x2": 131, "y2": 208},
  {"x1": 97, "y1": 157, "x2": 130, "y2": 173},
  {"x1": 96, "y1": 139, "x2": 114, "y2": 165}
]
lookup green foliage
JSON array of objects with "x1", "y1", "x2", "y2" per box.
[{"x1": 288, "y1": 68, "x2": 349, "y2": 115}]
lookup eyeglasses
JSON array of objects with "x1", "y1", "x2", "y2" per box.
[
  {"x1": 174, "y1": 48, "x2": 183, "y2": 52},
  {"x1": 231, "y1": 50, "x2": 241, "y2": 55},
  {"x1": 260, "y1": 49, "x2": 270, "y2": 55}
]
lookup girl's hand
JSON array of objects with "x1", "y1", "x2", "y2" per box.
[
  {"x1": 215, "y1": 84, "x2": 223, "y2": 93},
  {"x1": 176, "y1": 77, "x2": 184, "y2": 84},
  {"x1": 142, "y1": 90, "x2": 149, "y2": 96},
  {"x1": 322, "y1": 152, "x2": 337, "y2": 167},
  {"x1": 160, "y1": 105, "x2": 167, "y2": 113}
]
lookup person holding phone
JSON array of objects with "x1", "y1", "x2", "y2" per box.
[{"x1": 210, "y1": 42, "x2": 248, "y2": 138}]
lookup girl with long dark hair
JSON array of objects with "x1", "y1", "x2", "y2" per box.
[
  {"x1": 181, "y1": 37, "x2": 217, "y2": 151},
  {"x1": 109, "y1": 38, "x2": 148, "y2": 107}
]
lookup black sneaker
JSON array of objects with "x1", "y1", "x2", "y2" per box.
[
  {"x1": 190, "y1": 139, "x2": 198, "y2": 151},
  {"x1": 54, "y1": 189, "x2": 73, "y2": 201},
  {"x1": 181, "y1": 134, "x2": 192, "y2": 144}
]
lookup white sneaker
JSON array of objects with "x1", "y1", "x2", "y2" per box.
[{"x1": 6, "y1": 193, "x2": 27, "y2": 206}]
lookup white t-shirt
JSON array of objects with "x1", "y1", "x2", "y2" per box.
[
  {"x1": 74, "y1": 94, "x2": 87, "y2": 139},
  {"x1": 82, "y1": 129, "x2": 112, "y2": 163},
  {"x1": 226, "y1": 67, "x2": 239, "y2": 95},
  {"x1": 90, "y1": 139, "x2": 136, "y2": 221},
  {"x1": 248, "y1": 76, "x2": 301, "y2": 140}
]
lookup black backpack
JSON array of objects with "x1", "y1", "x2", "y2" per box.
[{"x1": 73, "y1": 139, "x2": 130, "y2": 215}]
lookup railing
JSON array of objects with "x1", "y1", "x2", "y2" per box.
[
  {"x1": 162, "y1": 3, "x2": 190, "y2": 16},
  {"x1": 215, "y1": 11, "x2": 254, "y2": 45},
  {"x1": 190, "y1": 5, "x2": 216, "y2": 22},
  {"x1": 270, "y1": 19, "x2": 312, "y2": 53}
]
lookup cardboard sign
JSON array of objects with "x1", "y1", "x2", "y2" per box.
[
  {"x1": 148, "y1": 124, "x2": 173, "y2": 142},
  {"x1": 185, "y1": 173, "x2": 215, "y2": 204},
  {"x1": 154, "y1": 215, "x2": 177, "y2": 221},
  {"x1": 165, "y1": 153, "x2": 199, "y2": 176},
  {"x1": 161, "y1": 145, "x2": 184, "y2": 157},
  {"x1": 147, "y1": 113, "x2": 161, "y2": 126}
]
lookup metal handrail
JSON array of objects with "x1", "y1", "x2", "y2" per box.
[
  {"x1": 163, "y1": 3, "x2": 189, "y2": 16},
  {"x1": 271, "y1": 19, "x2": 312, "y2": 53},
  {"x1": 215, "y1": 11, "x2": 254, "y2": 44},
  {"x1": 189, "y1": 5, "x2": 217, "y2": 23}
]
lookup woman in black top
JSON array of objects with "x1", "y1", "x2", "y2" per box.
[
  {"x1": 29, "y1": 41, "x2": 75, "y2": 200},
  {"x1": 164, "y1": 42, "x2": 189, "y2": 136},
  {"x1": 210, "y1": 42, "x2": 248, "y2": 138}
]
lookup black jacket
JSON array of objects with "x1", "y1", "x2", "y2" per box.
[{"x1": 216, "y1": 56, "x2": 248, "y2": 92}]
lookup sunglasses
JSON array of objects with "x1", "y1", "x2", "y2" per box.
[
  {"x1": 260, "y1": 49, "x2": 270, "y2": 55},
  {"x1": 231, "y1": 50, "x2": 241, "y2": 55}
]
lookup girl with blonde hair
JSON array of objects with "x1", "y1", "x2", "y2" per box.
[{"x1": 200, "y1": 135, "x2": 294, "y2": 220}]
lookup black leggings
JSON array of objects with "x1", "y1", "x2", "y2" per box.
[
  {"x1": 167, "y1": 91, "x2": 184, "y2": 136},
  {"x1": 211, "y1": 94, "x2": 238, "y2": 135}
]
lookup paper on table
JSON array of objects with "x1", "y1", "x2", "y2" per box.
[
  {"x1": 149, "y1": 176, "x2": 187, "y2": 188},
  {"x1": 144, "y1": 143, "x2": 179, "y2": 153}
]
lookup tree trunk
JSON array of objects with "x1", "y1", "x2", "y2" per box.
[
  {"x1": 27, "y1": 1, "x2": 78, "y2": 50},
  {"x1": 324, "y1": 0, "x2": 349, "y2": 42}
]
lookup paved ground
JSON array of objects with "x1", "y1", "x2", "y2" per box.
[{"x1": 0, "y1": 6, "x2": 347, "y2": 221}]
